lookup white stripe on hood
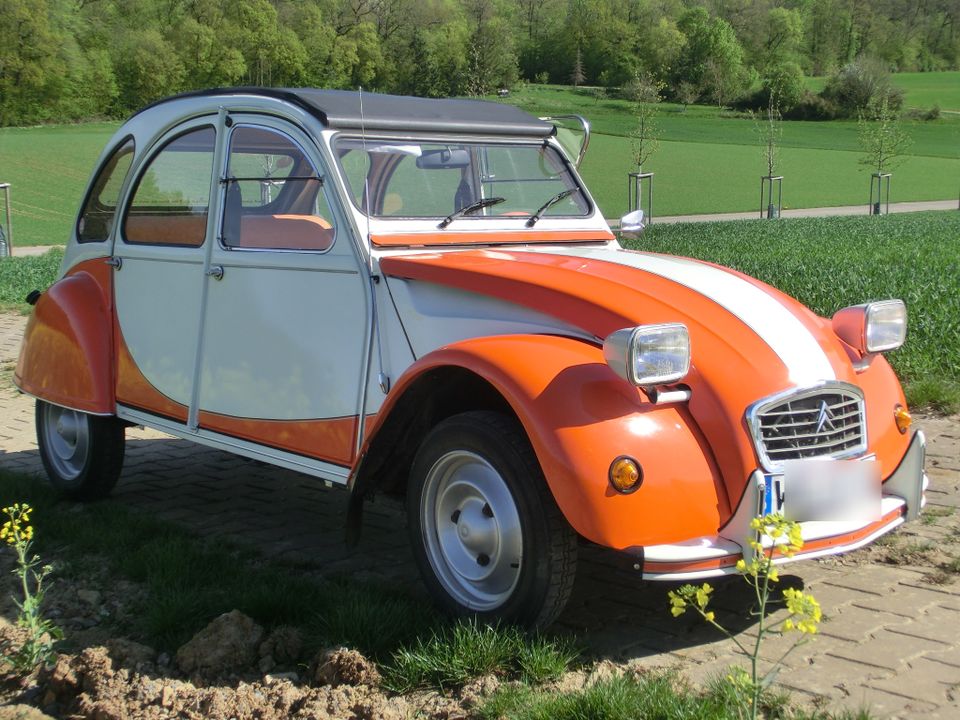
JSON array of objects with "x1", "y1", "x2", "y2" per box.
[{"x1": 534, "y1": 246, "x2": 836, "y2": 385}]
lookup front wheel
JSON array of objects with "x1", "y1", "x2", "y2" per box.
[
  {"x1": 407, "y1": 411, "x2": 577, "y2": 628},
  {"x1": 36, "y1": 400, "x2": 125, "y2": 500}
]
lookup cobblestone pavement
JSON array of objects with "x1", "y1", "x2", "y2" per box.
[{"x1": 1, "y1": 312, "x2": 958, "y2": 718}]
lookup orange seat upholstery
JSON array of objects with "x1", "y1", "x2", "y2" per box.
[
  {"x1": 123, "y1": 213, "x2": 335, "y2": 252},
  {"x1": 124, "y1": 213, "x2": 207, "y2": 246},
  {"x1": 237, "y1": 215, "x2": 335, "y2": 251}
]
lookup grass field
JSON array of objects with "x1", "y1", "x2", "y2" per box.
[
  {"x1": 508, "y1": 84, "x2": 959, "y2": 218},
  {"x1": 0, "y1": 77, "x2": 958, "y2": 246},
  {"x1": 0, "y1": 123, "x2": 117, "y2": 247},
  {"x1": 806, "y1": 71, "x2": 960, "y2": 112}
]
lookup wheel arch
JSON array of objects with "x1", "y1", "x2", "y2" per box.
[
  {"x1": 14, "y1": 260, "x2": 115, "y2": 415},
  {"x1": 348, "y1": 334, "x2": 727, "y2": 550},
  {"x1": 346, "y1": 364, "x2": 516, "y2": 543}
]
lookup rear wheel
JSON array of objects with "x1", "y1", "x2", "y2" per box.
[
  {"x1": 36, "y1": 400, "x2": 125, "y2": 500},
  {"x1": 407, "y1": 411, "x2": 577, "y2": 628}
]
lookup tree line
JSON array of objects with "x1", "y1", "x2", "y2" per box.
[{"x1": 1, "y1": 0, "x2": 957, "y2": 126}]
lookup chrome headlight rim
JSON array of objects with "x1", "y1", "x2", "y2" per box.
[{"x1": 603, "y1": 322, "x2": 691, "y2": 388}]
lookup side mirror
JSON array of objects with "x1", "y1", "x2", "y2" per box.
[{"x1": 619, "y1": 209, "x2": 645, "y2": 237}]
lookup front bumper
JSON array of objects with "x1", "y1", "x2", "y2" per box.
[{"x1": 628, "y1": 429, "x2": 927, "y2": 581}]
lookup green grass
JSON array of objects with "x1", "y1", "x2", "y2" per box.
[
  {"x1": 2, "y1": 82, "x2": 959, "y2": 244},
  {"x1": 804, "y1": 72, "x2": 960, "y2": 112},
  {"x1": 627, "y1": 212, "x2": 960, "y2": 411},
  {"x1": 0, "y1": 123, "x2": 118, "y2": 247},
  {"x1": 503, "y1": 84, "x2": 960, "y2": 218},
  {"x1": 893, "y1": 71, "x2": 960, "y2": 112},
  {"x1": 0, "y1": 248, "x2": 63, "y2": 311},
  {"x1": 383, "y1": 620, "x2": 577, "y2": 693},
  {"x1": 0, "y1": 470, "x2": 576, "y2": 688},
  {"x1": 477, "y1": 672, "x2": 872, "y2": 720}
]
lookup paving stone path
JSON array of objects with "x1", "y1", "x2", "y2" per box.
[{"x1": 1, "y1": 312, "x2": 958, "y2": 718}]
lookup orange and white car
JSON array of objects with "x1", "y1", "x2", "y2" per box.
[{"x1": 15, "y1": 89, "x2": 926, "y2": 627}]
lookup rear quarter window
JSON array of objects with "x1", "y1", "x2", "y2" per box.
[{"x1": 77, "y1": 138, "x2": 135, "y2": 243}]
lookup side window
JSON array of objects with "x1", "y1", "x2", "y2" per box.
[
  {"x1": 123, "y1": 126, "x2": 216, "y2": 247},
  {"x1": 77, "y1": 138, "x2": 135, "y2": 243},
  {"x1": 222, "y1": 126, "x2": 335, "y2": 252}
]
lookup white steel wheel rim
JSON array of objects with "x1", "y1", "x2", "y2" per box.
[
  {"x1": 41, "y1": 404, "x2": 89, "y2": 481},
  {"x1": 421, "y1": 450, "x2": 523, "y2": 611}
]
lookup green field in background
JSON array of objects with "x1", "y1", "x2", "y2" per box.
[
  {"x1": 0, "y1": 123, "x2": 117, "y2": 247},
  {"x1": 805, "y1": 71, "x2": 960, "y2": 111},
  {"x1": 1, "y1": 76, "x2": 959, "y2": 246},
  {"x1": 580, "y1": 134, "x2": 959, "y2": 218}
]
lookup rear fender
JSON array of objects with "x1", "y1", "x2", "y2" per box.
[
  {"x1": 14, "y1": 260, "x2": 115, "y2": 415},
  {"x1": 358, "y1": 334, "x2": 728, "y2": 549}
]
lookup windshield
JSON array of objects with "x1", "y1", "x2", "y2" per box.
[{"x1": 333, "y1": 138, "x2": 591, "y2": 222}]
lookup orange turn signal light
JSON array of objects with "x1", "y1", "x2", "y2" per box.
[
  {"x1": 894, "y1": 405, "x2": 912, "y2": 434},
  {"x1": 609, "y1": 456, "x2": 642, "y2": 494}
]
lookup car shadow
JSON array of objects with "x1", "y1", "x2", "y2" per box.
[{"x1": 0, "y1": 436, "x2": 803, "y2": 666}]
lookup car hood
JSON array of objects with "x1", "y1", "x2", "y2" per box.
[{"x1": 380, "y1": 245, "x2": 859, "y2": 500}]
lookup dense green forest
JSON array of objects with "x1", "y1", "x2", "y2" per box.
[{"x1": 1, "y1": 0, "x2": 958, "y2": 125}]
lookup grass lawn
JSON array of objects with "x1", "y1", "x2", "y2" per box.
[
  {"x1": 507, "y1": 84, "x2": 959, "y2": 218},
  {"x1": 806, "y1": 70, "x2": 960, "y2": 112},
  {"x1": 0, "y1": 122, "x2": 118, "y2": 247},
  {"x1": 581, "y1": 134, "x2": 959, "y2": 218},
  {"x1": 894, "y1": 71, "x2": 960, "y2": 111},
  {"x1": 1, "y1": 81, "x2": 958, "y2": 246}
]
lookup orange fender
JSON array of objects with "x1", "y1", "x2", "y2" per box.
[
  {"x1": 367, "y1": 334, "x2": 729, "y2": 549},
  {"x1": 15, "y1": 260, "x2": 115, "y2": 415}
]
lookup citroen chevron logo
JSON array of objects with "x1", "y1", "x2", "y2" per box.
[{"x1": 815, "y1": 400, "x2": 836, "y2": 434}]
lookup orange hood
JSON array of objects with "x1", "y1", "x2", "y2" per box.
[{"x1": 380, "y1": 246, "x2": 859, "y2": 500}]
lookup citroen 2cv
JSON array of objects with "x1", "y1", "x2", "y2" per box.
[{"x1": 15, "y1": 88, "x2": 926, "y2": 626}]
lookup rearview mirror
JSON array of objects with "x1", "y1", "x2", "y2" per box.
[{"x1": 416, "y1": 148, "x2": 470, "y2": 169}]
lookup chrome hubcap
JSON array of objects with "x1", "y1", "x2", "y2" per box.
[
  {"x1": 42, "y1": 404, "x2": 89, "y2": 481},
  {"x1": 422, "y1": 451, "x2": 522, "y2": 611}
]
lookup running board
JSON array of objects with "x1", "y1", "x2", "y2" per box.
[{"x1": 117, "y1": 405, "x2": 350, "y2": 486}]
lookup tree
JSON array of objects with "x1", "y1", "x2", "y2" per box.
[
  {"x1": 570, "y1": 47, "x2": 585, "y2": 86},
  {"x1": 114, "y1": 29, "x2": 184, "y2": 111},
  {"x1": 676, "y1": 82, "x2": 698, "y2": 111},
  {"x1": 823, "y1": 56, "x2": 905, "y2": 117},
  {"x1": 858, "y1": 96, "x2": 912, "y2": 175},
  {"x1": 628, "y1": 75, "x2": 662, "y2": 172},
  {"x1": 675, "y1": 7, "x2": 748, "y2": 107}
]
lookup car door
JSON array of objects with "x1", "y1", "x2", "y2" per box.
[
  {"x1": 193, "y1": 117, "x2": 370, "y2": 469},
  {"x1": 113, "y1": 120, "x2": 219, "y2": 423}
]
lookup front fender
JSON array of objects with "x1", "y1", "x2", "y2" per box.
[
  {"x1": 369, "y1": 334, "x2": 729, "y2": 549},
  {"x1": 14, "y1": 260, "x2": 114, "y2": 415}
]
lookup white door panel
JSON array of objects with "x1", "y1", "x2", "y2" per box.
[
  {"x1": 199, "y1": 261, "x2": 367, "y2": 419},
  {"x1": 115, "y1": 255, "x2": 204, "y2": 406}
]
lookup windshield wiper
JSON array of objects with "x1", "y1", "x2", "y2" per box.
[
  {"x1": 438, "y1": 196, "x2": 506, "y2": 229},
  {"x1": 525, "y1": 188, "x2": 577, "y2": 227}
]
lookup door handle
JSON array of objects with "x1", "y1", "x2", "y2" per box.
[{"x1": 206, "y1": 265, "x2": 224, "y2": 280}]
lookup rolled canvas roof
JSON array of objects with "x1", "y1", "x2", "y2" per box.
[{"x1": 137, "y1": 87, "x2": 555, "y2": 137}]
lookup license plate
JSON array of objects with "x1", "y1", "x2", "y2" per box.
[{"x1": 764, "y1": 459, "x2": 881, "y2": 523}]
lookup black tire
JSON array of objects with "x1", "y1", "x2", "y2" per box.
[
  {"x1": 407, "y1": 411, "x2": 577, "y2": 628},
  {"x1": 36, "y1": 400, "x2": 125, "y2": 500}
]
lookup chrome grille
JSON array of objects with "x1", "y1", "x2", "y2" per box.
[{"x1": 749, "y1": 385, "x2": 866, "y2": 468}]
